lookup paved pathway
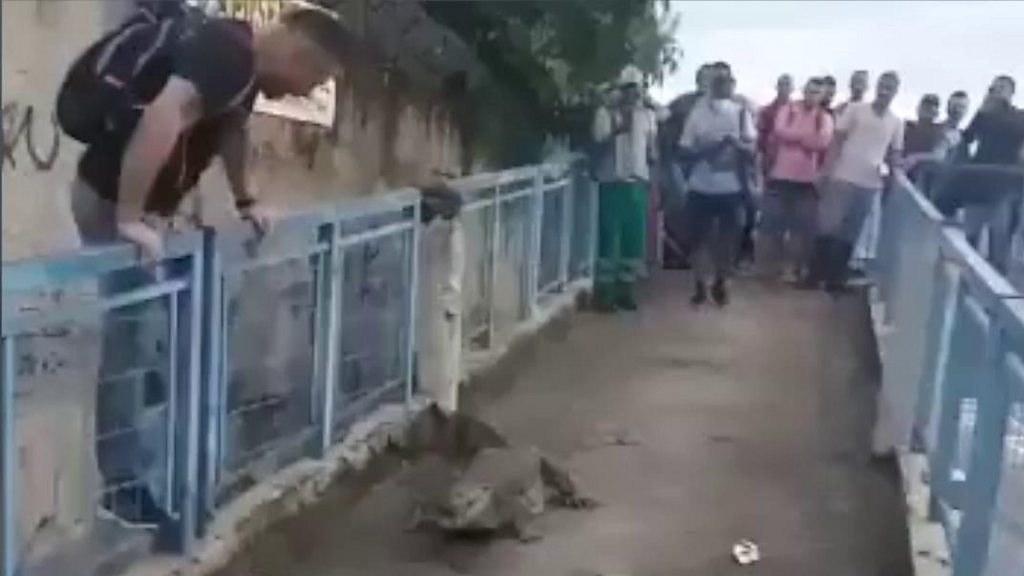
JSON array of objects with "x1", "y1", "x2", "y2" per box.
[{"x1": 216, "y1": 273, "x2": 913, "y2": 576}]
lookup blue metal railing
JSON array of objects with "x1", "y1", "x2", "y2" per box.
[
  {"x1": 1, "y1": 159, "x2": 593, "y2": 576},
  {"x1": 450, "y1": 160, "x2": 595, "y2": 351},
  {"x1": 874, "y1": 173, "x2": 1024, "y2": 576},
  {"x1": 2, "y1": 234, "x2": 206, "y2": 576}
]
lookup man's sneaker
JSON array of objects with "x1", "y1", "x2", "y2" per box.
[
  {"x1": 691, "y1": 281, "x2": 708, "y2": 306},
  {"x1": 711, "y1": 278, "x2": 729, "y2": 307}
]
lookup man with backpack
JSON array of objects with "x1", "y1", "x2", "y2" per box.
[
  {"x1": 58, "y1": 0, "x2": 350, "y2": 532},
  {"x1": 63, "y1": 0, "x2": 349, "y2": 258}
]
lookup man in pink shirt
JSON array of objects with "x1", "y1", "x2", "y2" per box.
[{"x1": 760, "y1": 78, "x2": 835, "y2": 280}]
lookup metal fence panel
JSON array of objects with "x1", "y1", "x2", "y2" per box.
[
  {"x1": 459, "y1": 192, "x2": 496, "y2": 351},
  {"x1": 0, "y1": 163, "x2": 594, "y2": 576},
  {"x1": 2, "y1": 234, "x2": 204, "y2": 576},
  {"x1": 569, "y1": 163, "x2": 597, "y2": 281},
  {"x1": 209, "y1": 215, "x2": 329, "y2": 505},
  {"x1": 331, "y1": 199, "x2": 418, "y2": 437},
  {"x1": 538, "y1": 178, "x2": 568, "y2": 296},
  {"x1": 875, "y1": 171, "x2": 1024, "y2": 576}
]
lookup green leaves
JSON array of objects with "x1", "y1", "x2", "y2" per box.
[{"x1": 426, "y1": 0, "x2": 679, "y2": 165}]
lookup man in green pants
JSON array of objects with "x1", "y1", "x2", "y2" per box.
[{"x1": 591, "y1": 66, "x2": 657, "y2": 310}]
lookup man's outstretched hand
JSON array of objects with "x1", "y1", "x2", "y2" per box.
[{"x1": 117, "y1": 220, "x2": 164, "y2": 264}]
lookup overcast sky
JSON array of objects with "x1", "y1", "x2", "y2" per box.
[{"x1": 651, "y1": 1, "x2": 1024, "y2": 118}]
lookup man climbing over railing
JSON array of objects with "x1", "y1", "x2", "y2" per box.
[{"x1": 54, "y1": 0, "x2": 350, "y2": 530}]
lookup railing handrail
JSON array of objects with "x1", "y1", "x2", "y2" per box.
[
  {"x1": 1, "y1": 232, "x2": 204, "y2": 293},
  {"x1": 933, "y1": 162, "x2": 1024, "y2": 178}
]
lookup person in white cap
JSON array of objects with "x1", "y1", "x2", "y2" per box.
[{"x1": 591, "y1": 65, "x2": 658, "y2": 311}]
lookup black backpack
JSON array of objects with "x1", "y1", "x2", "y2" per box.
[{"x1": 55, "y1": 1, "x2": 205, "y2": 144}]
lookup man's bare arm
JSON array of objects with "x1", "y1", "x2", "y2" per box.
[
  {"x1": 219, "y1": 115, "x2": 255, "y2": 207},
  {"x1": 117, "y1": 77, "x2": 202, "y2": 223}
]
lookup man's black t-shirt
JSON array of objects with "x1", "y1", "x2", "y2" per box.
[
  {"x1": 962, "y1": 103, "x2": 1024, "y2": 166},
  {"x1": 78, "y1": 18, "x2": 257, "y2": 215}
]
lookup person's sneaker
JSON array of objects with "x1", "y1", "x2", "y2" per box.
[
  {"x1": 711, "y1": 278, "x2": 729, "y2": 307},
  {"x1": 691, "y1": 281, "x2": 708, "y2": 306}
]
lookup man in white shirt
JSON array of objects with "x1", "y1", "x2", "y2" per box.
[
  {"x1": 678, "y1": 62, "x2": 756, "y2": 306},
  {"x1": 592, "y1": 66, "x2": 658, "y2": 311},
  {"x1": 806, "y1": 71, "x2": 904, "y2": 293}
]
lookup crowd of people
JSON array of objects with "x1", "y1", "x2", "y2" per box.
[{"x1": 591, "y1": 63, "x2": 1024, "y2": 311}]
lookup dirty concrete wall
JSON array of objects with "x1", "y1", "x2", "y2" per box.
[
  {"x1": 1, "y1": 0, "x2": 126, "y2": 560},
  {"x1": 1, "y1": 0, "x2": 125, "y2": 261},
  {"x1": 191, "y1": 92, "x2": 464, "y2": 227}
]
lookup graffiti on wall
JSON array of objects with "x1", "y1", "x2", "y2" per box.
[{"x1": 2, "y1": 101, "x2": 61, "y2": 172}]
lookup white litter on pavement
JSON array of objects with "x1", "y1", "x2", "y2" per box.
[{"x1": 732, "y1": 539, "x2": 761, "y2": 565}]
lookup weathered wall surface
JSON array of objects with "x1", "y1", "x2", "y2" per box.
[
  {"x1": 1, "y1": 0, "x2": 123, "y2": 261},
  {"x1": 191, "y1": 91, "x2": 463, "y2": 227}
]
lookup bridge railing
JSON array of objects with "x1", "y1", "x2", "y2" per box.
[
  {"x1": 2, "y1": 233, "x2": 207, "y2": 576},
  {"x1": 449, "y1": 160, "x2": 595, "y2": 352},
  {"x1": 874, "y1": 173, "x2": 1024, "y2": 576},
  {"x1": 0, "y1": 159, "x2": 593, "y2": 576}
]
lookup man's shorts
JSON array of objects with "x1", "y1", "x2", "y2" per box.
[{"x1": 760, "y1": 179, "x2": 818, "y2": 238}]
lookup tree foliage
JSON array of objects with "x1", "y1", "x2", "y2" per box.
[{"x1": 421, "y1": 0, "x2": 680, "y2": 167}]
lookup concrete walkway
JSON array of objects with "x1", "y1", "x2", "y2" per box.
[{"x1": 216, "y1": 273, "x2": 913, "y2": 576}]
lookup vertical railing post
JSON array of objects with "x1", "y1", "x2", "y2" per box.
[
  {"x1": 953, "y1": 319, "x2": 1012, "y2": 576},
  {"x1": 487, "y1": 184, "x2": 502, "y2": 348},
  {"x1": 405, "y1": 201, "x2": 422, "y2": 406},
  {"x1": 197, "y1": 229, "x2": 221, "y2": 536},
  {"x1": 883, "y1": 194, "x2": 906, "y2": 325},
  {"x1": 2, "y1": 336, "x2": 16, "y2": 576},
  {"x1": 557, "y1": 167, "x2": 573, "y2": 291},
  {"x1": 929, "y1": 286, "x2": 970, "y2": 520},
  {"x1": 526, "y1": 168, "x2": 544, "y2": 318},
  {"x1": 179, "y1": 242, "x2": 205, "y2": 553},
  {"x1": 198, "y1": 228, "x2": 226, "y2": 534},
  {"x1": 316, "y1": 220, "x2": 340, "y2": 455},
  {"x1": 588, "y1": 175, "x2": 599, "y2": 281},
  {"x1": 913, "y1": 258, "x2": 959, "y2": 452}
]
